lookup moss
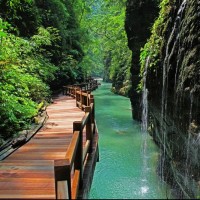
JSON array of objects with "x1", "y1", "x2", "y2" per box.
[
  {"x1": 139, "y1": 0, "x2": 175, "y2": 90},
  {"x1": 142, "y1": 0, "x2": 170, "y2": 58},
  {"x1": 142, "y1": 0, "x2": 200, "y2": 197}
]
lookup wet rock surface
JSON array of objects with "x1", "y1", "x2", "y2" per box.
[
  {"x1": 125, "y1": 0, "x2": 200, "y2": 198},
  {"x1": 125, "y1": 0, "x2": 159, "y2": 120}
]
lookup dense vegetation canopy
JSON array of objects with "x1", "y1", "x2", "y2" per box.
[{"x1": 0, "y1": 0, "x2": 131, "y2": 144}]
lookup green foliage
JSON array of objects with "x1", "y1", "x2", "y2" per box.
[
  {"x1": 8, "y1": 0, "x2": 32, "y2": 8},
  {"x1": 53, "y1": 55, "x2": 84, "y2": 88},
  {"x1": 0, "y1": 20, "x2": 57, "y2": 140},
  {"x1": 0, "y1": 18, "x2": 10, "y2": 38},
  {"x1": 0, "y1": 0, "x2": 40, "y2": 37},
  {"x1": 0, "y1": 0, "x2": 86, "y2": 140},
  {"x1": 0, "y1": 0, "x2": 132, "y2": 141},
  {"x1": 0, "y1": 89, "x2": 37, "y2": 139},
  {"x1": 139, "y1": 0, "x2": 173, "y2": 90},
  {"x1": 35, "y1": 0, "x2": 84, "y2": 89},
  {"x1": 78, "y1": 0, "x2": 131, "y2": 92},
  {"x1": 111, "y1": 64, "x2": 131, "y2": 96}
]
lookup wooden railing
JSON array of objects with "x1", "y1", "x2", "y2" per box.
[
  {"x1": 54, "y1": 81, "x2": 98, "y2": 199},
  {"x1": 63, "y1": 78, "x2": 99, "y2": 96}
]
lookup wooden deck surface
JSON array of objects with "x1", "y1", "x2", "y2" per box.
[{"x1": 0, "y1": 94, "x2": 85, "y2": 199}]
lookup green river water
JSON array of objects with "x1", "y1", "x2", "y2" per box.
[{"x1": 89, "y1": 82, "x2": 173, "y2": 199}]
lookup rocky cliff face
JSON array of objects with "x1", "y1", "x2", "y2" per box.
[
  {"x1": 126, "y1": 0, "x2": 200, "y2": 198},
  {"x1": 125, "y1": 0, "x2": 159, "y2": 120},
  {"x1": 147, "y1": 0, "x2": 200, "y2": 198}
]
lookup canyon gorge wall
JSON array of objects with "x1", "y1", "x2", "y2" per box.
[
  {"x1": 125, "y1": 0, "x2": 159, "y2": 119},
  {"x1": 125, "y1": 0, "x2": 200, "y2": 198}
]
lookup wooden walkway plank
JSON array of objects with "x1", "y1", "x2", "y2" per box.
[{"x1": 0, "y1": 94, "x2": 86, "y2": 199}]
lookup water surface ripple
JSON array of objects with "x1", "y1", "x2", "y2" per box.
[{"x1": 89, "y1": 83, "x2": 172, "y2": 199}]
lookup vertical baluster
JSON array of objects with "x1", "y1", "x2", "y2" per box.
[
  {"x1": 54, "y1": 160, "x2": 71, "y2": 199},
  {"x1": 73, "y1": 121, "x2": 83, "y2": 188},
  {"x1": 85, "y1": 106, "x2": 93, "y2": 152}
]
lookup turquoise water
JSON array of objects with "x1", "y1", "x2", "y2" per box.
[{"x1": 89, "y1": 82, "x2": 172, "y2": 199}]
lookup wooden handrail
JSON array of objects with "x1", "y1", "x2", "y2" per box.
[
  {"x1": 83, "y1": 140, "x2": 90, "y2": 163},
  {"x1": 66, "y1": 131, "x2": 80, "y2": 168},
  {"x1": 63, "y1": 78, "x2": 99, "y2": 96},
  {"x1": 55, "y1": 79, "x2": 98, "y2": 199},
  {"x1": 81, "y1": 112, "x2": 90, "y2": 128},
  {"x1": 71, "y1": 170, "x2": 80, "y2": 199}
]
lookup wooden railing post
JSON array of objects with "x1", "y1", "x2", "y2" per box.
[
  {"x1": 90, "y1": 95, "x2": 95, "y2": 124},
  {"x1": 54, "y1": 159, "x2": 71, "y2": 199},
  {"x1": 71, "y1": 87, "x2": 73, "y2": 97},
  {"x1": 72, "y1": 87, "x2": 74, "y2": 98},
  {"x1": 75, "y1": 89, "x2": 79, "y2": 107},
  {"x1": 63, "y1": 86, "x2": 65, "y2": 95},
  {"x1": 57, "y1": 180, "x2": 69, "y2": 199},
  {"x1": 87, "y1": 92, "x2": 90, "y2": 106},
  {"x1": 71, "y1": 86, "x2": 74, "y2": 96},
  {"x1": 89, "y1": 82, "x2": 92, "y2": 91},
  {"x1": 66, "y1": 87, "x2": 68, "y2": 95},
  {"x1": 95, "y1": 80, "x2": 98, "y2": 89},
  {"x1": 74, "y1": 87, "x2": 76, "y2": 100},
  {"x1": 86, "y1": 83, "x2": 88, "y2": 91},
  {"x1": 85, "y1": 106, "x2": 93, "y2": 152},
  {"x1": 80, "y1": 90, "x2": 83, "y2": 109},
  {"x1": 73, "y1": 121, "x2": 83, "y2": 188},
  {"x1": 70, "y1": 87, "x2": 72, "y2": 96}
]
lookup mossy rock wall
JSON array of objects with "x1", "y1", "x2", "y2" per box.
[
  {"x1": 130, "y1": 0, "x2": 200, "y2": 198},
  {"x1": 125, "y1": 0, "x2": 159, "y2": 119}
]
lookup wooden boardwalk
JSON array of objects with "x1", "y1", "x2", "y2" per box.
[{"x1": 0, "y1": 84, "x2": 99, "y2": 199}]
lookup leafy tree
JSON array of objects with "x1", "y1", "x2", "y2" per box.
[
  {"x1": 0, "y1": 19, "x2": 56, "y2": 141},
  {"x1": 0, "y1": 0, "x2": 132, "y2": 144},
  {"x1": 35, "y1": 0, "x2": 84, "y2": 89},
  {"x1": 0, "y1": 0, "x2": 87, "y2": 142},
  {"x1": 78, "y1": 0, "x2": 131, "y2": 95},
  {"x1": 0, "y1": 0, "x2": 39, "y2": 37}
]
